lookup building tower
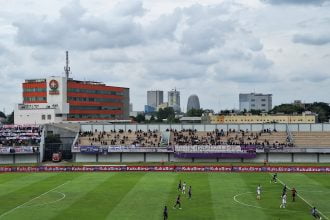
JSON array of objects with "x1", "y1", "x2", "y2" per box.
[
  {"x1": 147, "y1": 90, "x2": 164, "y2": 108},
  {"x1": 168, "y1": 89, "x2": 180, "y2": 112},
  {"x1": 187, "y1": 95, "x2": 200, "y2": 112},
  {"x1": 64, "y1": 51, "x2": 71, "y2": 78}
]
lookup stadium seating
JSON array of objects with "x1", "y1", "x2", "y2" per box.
[
  {"x1": 79, "y1": 129, "x2": 162, "y2": 147},
  {"x1": 292, "y1": 132, "x2": 330, "y2": 147},
  {"x1": 168, "y1": 129, "x2": 290, "y2": 149},
  {"x1": 78, "y1": 128, "x2": 291, "y2": 149},
  {"x1": 0, "y1": 125, "x2": 41, "y2": 147}
]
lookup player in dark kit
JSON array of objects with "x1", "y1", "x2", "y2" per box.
[
  {"x1": 178, "y1": 180, "x2": 182, "y2": 191},
  {"x1": 311, "y1": 207, "x2": 322, "y2": 219},
  {"x1": 188, "y1": 186, "x2": 192, "y2": 199},
  {"x1": 163, "y1": 206, "x2": 168, "y2": 220},
  {"x1": 173, "y1": 195, "x2": 182, "y2": 209},
  {"x1": 291, "y1": 187, "x2": 297, "y2": 202},
  {"x1": 271, "y1": 173, "x2": 277, "y2": 183},
  {"x1": 282, "y1": 185, "x2": 287, "y2": 196}
]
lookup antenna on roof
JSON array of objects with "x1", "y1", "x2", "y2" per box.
[{"x1": 64, "y1": 51, "x2": 71, "y2": 78}]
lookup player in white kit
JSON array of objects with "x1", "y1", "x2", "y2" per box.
[
  {"x1": 256, "y1": 184, "x2": 261, "y2": 200},
  {"x1": 280, "y1": 193, "x2": 287, "y2": 208},
  {"x1": 182, "y1": 182, "x2": 186, "y2": 194}
]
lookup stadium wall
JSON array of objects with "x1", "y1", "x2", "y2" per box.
[
  {"x1": 80, "y1": 123, "x2": 330, "y2": 132},
  {"x1": 73, "y1": 152, "x2": 330, "y2": 163},
  {"x1": 0, "y1": 154, "x2": 39, "y2": 164}
]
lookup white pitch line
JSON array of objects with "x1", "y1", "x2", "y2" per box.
[
  {"x1": 0, "y1": 181, "x2": 69, "y2": 219},
  {"x1": 21, "y1": 191, "x2": 66, "y2": 208},
  {"x1": 274, "y1": 175, "x2": 329, "y2": 220}
]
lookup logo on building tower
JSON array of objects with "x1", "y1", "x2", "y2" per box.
[{"x1": 49, "y1": 80, "x2": 60, "y2": 95}]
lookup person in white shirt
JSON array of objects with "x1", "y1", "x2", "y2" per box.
[
  {"x1": 280, "y1": 193, "x2": 287, "y2": 208},
  {"x1": 256, "y1": 184, "x2": 261, "y2": 200},
  {"x1": 182, "y1": 182, "x2": 186, "y2": 194}
]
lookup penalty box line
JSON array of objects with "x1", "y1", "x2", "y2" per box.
[
  {"x1": 0, "y1": 181, "x2": 70, "y2": 219},
  {"x1": 272, "y1": 174, "x2": 329, "y2": 220}
]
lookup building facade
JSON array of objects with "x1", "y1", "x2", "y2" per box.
[
  {"x1": 187, "y1": 94, "x2": 200, "y2": 112},
  {"x1": 168, "y1": 89, "x2": 180, "y2": 112},
  {"x1": 209, "y1": 113, "x2": 316, "y2": 124},
  {"x1": 239, "y1": 93, "x2": 272, "y2": 112},
  {"x1": 15, "y1": 77, "x2": 129, "y2": 124},
  {"x1": 147, "y1": 90, "x2": 163, "y2": 108}
]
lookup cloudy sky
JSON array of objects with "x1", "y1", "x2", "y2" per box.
[{"x1": 0, "y1": 0, "x2": 330, "y2": 113}]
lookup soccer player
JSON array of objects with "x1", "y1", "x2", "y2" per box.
[
  {"x1": 173, "y1": 195, "x2": 182, "y2": 209},
  {"x1": 163, "y1": 206, "x2": 168, "y2": 220},
  {"x1": 178, "y1": 180, "x2": 182, "y2": 191},
  {"x1": 280, "y1": 193, "x2": 287, "y2": 208},
  {"x1": 182, "y1": 182, "x2": 186, "y2": 194},
  {"x1": 282, "y1": 185, "x2": 287, "y2": 196},
  {"x1": 188, "y1": 186, "x2": 192, "y2": 199},
  {"x1": 291, "y1": 187, "x2": 297, "y2": 202},
  {"x1": 271, "y1": 173, "x2": 277, "y2": 183},
  {"x1": 256, "y1": 184, "x2": 261, "y2": 200},
  {"x1": 311, "y1": 207, "x2": 322, "y2": 220}
]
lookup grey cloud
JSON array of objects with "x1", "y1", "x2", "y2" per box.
[
  {"x1": 13, "y1": 0, "x2": 145, "y2": 50},
  {"x1": 252, "y1": 55, "x2": 273, "y2": 69},
  {"x1": 146, "y1": 9, "x2": 182, "y2": 40},
  {"x1": 113, "y1": 0, "x2": 146, "y2": 17},
  {"x1": 290, "y1": 72, "x2": 330, "y2": 82},
  {"x1": 262, "y1": 0, "x2": 330, "y2": 5},
  {"x1": 293, "y1": 33, "x2": 330, "y2": 45},
  {"x1": 146, "y1": 62, "x2": 207, "y2": 80}
]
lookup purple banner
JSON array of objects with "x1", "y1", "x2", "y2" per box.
[{"x1": 174, "y1": 152, "x2": 256, "y2": 158}]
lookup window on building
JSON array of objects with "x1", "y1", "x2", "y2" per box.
[
  {"x1": 261, "y1": 104, "x2": 266, "y2": 107},
  {"x1": 47, "y1": 115, "x2": 51, "y2": 120},
  {"x1": 261, "y1": 99, "x2": 266, "y2": 101},
  {"x1": 251, "y1": 99, "x2": 255, "y2": 102},
  {"x1": 41, "y1": 115, "x2": 45, "y2": 120}
]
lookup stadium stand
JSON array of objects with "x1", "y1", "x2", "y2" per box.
[
  {"x1": 78, "y1": 128, "x2": 292, "y2": 150},
  {"x1": 168, "y1": 129, "x2": 291, "y2": 149},
  {"x1": 292, "y1": 132, "x2": 330, "y2": 147},
  {"x1": 79, "y1": 129, "x2": 162, "y2": 147},
  {"x1": 0, "y1": 125, "x2": 41, "y2": 147}
]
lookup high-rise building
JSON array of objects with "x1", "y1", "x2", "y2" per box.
[
  {"x1": 239, "y1": 93, "x2": 272, "y2": 112},
  {"x1": 147, "y1": 90, "x2": 163, "y2": 108},
  {"x1": 168, "y1": 89, "x2": 180, "y2": 112},
  {"x1": 187, "y1": 95, "x2": 200, "y2": 112}
]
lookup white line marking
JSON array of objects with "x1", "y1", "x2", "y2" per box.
[
  {"x1": 0, "y1": 181, "x2": 69, "y2": 219},
  {"x1": 21, "y1": 191, "x2": 66, "y2": 208},
  {"x1": 233, "y1": 191, "x2": 315, "y2": 213},
  {"x1": 233, "y1": 191, "x2": 265, "y2": 210},
  {"x1": 273, "y1": 175, "x2": 329, "y2": 220}
]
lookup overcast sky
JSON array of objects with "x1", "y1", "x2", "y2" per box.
[{"x1": 0, "y1": 0, "x2": 330, "y2": 113}]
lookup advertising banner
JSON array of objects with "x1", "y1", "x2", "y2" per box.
[{"x1": 1, "y1": 166, "x2": 330, "y2": 173}]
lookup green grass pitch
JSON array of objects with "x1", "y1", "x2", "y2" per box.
[{"x1": 0, "y1": 172, "x2": 329, "y2": 220}]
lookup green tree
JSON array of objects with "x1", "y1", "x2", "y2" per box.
[
  {"x1": 306, "y1": 102, "x2": 330, "y2": 123},
  {"x1": 271, "y1": 104, "x2": 304, "y2": 114},
  {"x1": 249, "y1": 109, "x2": 262, "y2": 115},
  {"x1": 135, "y1": 114, "x2": 145, "y2": 123},
  {"x1": 157, "y1": 107, "x2": 175, "y2": 122},
  {"x1": 186, "y1": 108, "x2": 204, "y2": 117},
  {"x1": 0, "y1": 111, "x2": 6, "y2": 119},
  {"x1": 6, "y1": 111, "x2": 14, "y2": 124}
]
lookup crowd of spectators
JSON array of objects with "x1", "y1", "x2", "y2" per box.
[
  {"x1": 0, "y1": 125, "x2": 41, "y2": 147},
  {"x1": 79, "y1": 128, "x2": 293, "y2": 150},
  {"x1": 79, "y1": 129, "x2": 162, "y2": 147},
  {"x1": 169, "y1": 128, "x2": 293, "y2": 149}
]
